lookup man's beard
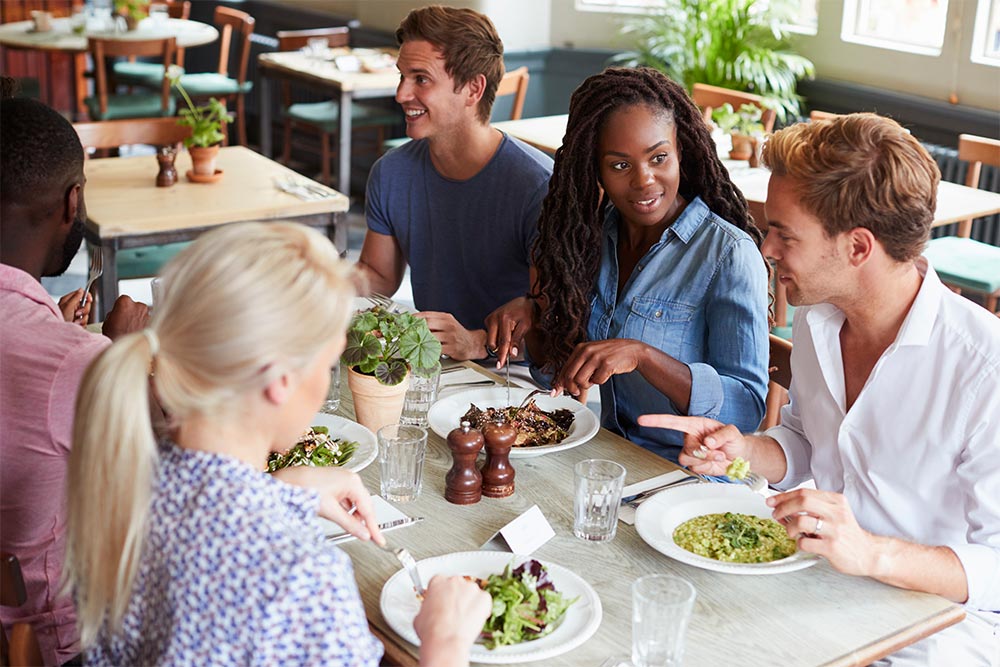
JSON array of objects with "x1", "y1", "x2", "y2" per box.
[{"x1": 49, "y1": 214, "x2": 86, "y2": 277}]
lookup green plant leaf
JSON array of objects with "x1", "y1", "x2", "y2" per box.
[
  {"x1": 350, "y1": 310, "x2": 379, "y2": 334},
  {"x1": 342, "y1": 330, "x2": 381, "y2": 367},
  {"x1": 375, "y1": 359, "x2": 408, "y2": 386},
  {"x1": 397, "y1": 325, "x2": 442, "y2": 371}
]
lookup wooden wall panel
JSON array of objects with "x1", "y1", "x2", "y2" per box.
[{"x1": 1, "y1": 0, "x2": 79, "y2": 114}]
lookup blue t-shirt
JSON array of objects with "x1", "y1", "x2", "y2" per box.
[
  {"x1": 592, "y1": 197, "x2": 770, "y2": 462},
  {"x1": 365, "y1": 133, "x2": 553, "y2": 330}
]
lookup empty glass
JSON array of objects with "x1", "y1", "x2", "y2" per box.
[
  {"x1": 573, "y1": 459, "x2": 626, "y2": 541},
  {"x1": 631, "y1": 575, "x2": 696, "y2": 667},
  {"x1": 378, "y1": 424, "x2": 427, "y2": 502},
  {"x1": 321, "y1": 364, "x2": 341, "y2": 414},
  {"x1": 400, "y1": 362, "x2": 440, "y2": 427},
  {"x1": 306, "y1": 36, "x2": 328, "y2": 58},
  {"x1": 148, "y1": 3, "x2": 169, "y2": 26}
]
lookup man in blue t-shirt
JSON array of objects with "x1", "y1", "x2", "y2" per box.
[{"x1": 357, "y1": 6, "x2": 553, "y2": 362}]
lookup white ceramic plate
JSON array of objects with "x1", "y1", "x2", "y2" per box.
[
  {"x1": 307, "y1": 413, "x2": 377, "y2": 473},
  {"x1": 379, "y1": 551, "x2": 602, "y2": 664},
  {"x1": 426, "y1": 387, "x2": 599, "y2": 458},
  {"x1": 634, "y1": 483, "x2": 819, "y2": 575}
]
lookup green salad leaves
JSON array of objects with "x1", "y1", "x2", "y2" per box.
[
  {"x1": 479, "y1": 560, "x2": 576, "y2": 649},
  {"x1": 266, "y1": 426, "x2": 357, "y2": 473}
]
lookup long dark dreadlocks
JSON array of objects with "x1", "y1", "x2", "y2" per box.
[{"x1": 531, "y1": 66, "x2": 766, "y2": 372}]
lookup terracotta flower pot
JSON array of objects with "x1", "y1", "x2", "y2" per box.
[
  {"x1": 729, "y1": 132, "x2": 754, "y2": 161},
  {"x1": 347, "y1": 367, "x2": 410, "y2": 434},
  {"x1": 189, "y1": 144, "x2": 220, "y2": 177}
]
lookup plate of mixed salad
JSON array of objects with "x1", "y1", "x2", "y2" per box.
[
  {"x1": 426, "y1": 387, "x2": 599, "y2": 458},
  {"x1": 379, "y1": 551, "x2": 602, "y2": 663},
  {"x1": 634, "y1": 483, "x2": 818, "y2": 575},
  {"x1": 267, "y1": 413, "x2": 377, "y2": 474}
]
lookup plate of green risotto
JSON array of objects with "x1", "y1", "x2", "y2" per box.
[{"x1": 634, "y1": 483, "x2": 818, "y2": 575}]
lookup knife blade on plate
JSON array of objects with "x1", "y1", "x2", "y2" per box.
[
  {"x1": 326, "y1": 516, "x2": 424, "y2": 544},
  {"x1": 619, "y1": 476, "x2": 699, "y2": 505}
]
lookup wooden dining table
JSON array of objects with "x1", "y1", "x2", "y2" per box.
[
  {"x1": 83, "y1": 145, "x2": 348, "y2": 318},
  {"x1": 257, "y1": 49, "x2": 401, "y2": 197},
  {"x1": 335, "y1": 362, "x2": 964, "y2": 667}
]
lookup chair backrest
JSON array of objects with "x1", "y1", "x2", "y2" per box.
[
  {"x1": 165, "y1": 0, "x2": 191, "y2": 19},
  {"x1": 0, "y1": 553, "x2": 43, "y2": 667},
  {"x1": 74, "y1": 117, "x2": 192, "y2": 154},
  {"x1": 955, "y1": 134, "x2": 1000, "y2": 238},
  {"x1": 89, "y1": 36, "x2": 175, "y2": 116},
  {"x1": 761, "y1": 334, "x2": 793, "y2": 430},
  {"x1": 276, "y1": 26, "x2": 350, "y2": 51},
  {"x1": 808, "y1": 109, "x2": 840, "y2": 122},
  {"x1": 496, "y1": 66, "x2": 529, "y2": 121},
  {"x1": 213, "y1": 6, "x2": 254, "y2": 84},
  {"x1": 692, "y1": 82, "x2": 776, "y2": 133}
]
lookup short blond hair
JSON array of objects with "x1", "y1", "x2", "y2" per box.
[
  {"x1": 65, "y1": 222, "x2": 356, "y2": 647},
  {"x1": 762, "y1": 113, "x2": 940, "y2": 262}
]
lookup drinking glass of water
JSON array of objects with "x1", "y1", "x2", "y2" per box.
[{"x1": 400, "y1": 362, "x2": 440, "y2": 427}]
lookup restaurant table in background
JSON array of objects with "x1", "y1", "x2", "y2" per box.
[
  {"x1": 257, "y1": 49, "x2": 400, "y2": 198},
  {"x1": 336, "y1": 362, "x2": 963, "y2": 667},
  {"x1": 83, "y1": 146, "x2": 348, "y2": 318},
  {"x1": 0, "y1": 17, "x2": 218, "y2": 115}
]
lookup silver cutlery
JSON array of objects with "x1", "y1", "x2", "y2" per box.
[
  {"x1": 326, "y1": 516, "x2": 424, "y2": 544},
  {"x1": 620, "y1": 475, "x2": 700, "y2": 506},
  {"x1": 79, "y1": 246, "x2": 103, "y2": 309},
  {"x1": 380, "y1": 543, "x2": 425, "y2": 597},
  {"x1": 442, "y1": 379, "x2": 496, "y2": 388},
  {"x1": 739, "y1": 471, "x2": 768, "y2": 497}
]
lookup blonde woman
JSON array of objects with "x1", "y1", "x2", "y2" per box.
[{"x1": 64, "y1": 222, "x2": 490, "y2": 667}]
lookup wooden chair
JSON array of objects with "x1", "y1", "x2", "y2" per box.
[
  {"x1": 0, "y1": 553, "x2": 43, "y2": 667},
  {"x1": 86, "y1": 36, "x2": 176, "y2": 120},
  {"x1": 74, "y1": 118, "x2": 193, "y2": 281},
  {"x1": 381, "y1": 66, "x2": 531, "y2": 154},
  {"x1": 276, "y1": 26, "x2": 400, "y2": 187},
  {"x1": 113, "y1": 0, "x2": 192, "y2": 83},
  {"x1": 808, "y1": 109, "x2": 840, "y2": 122},
  {"x1": 692, "y1": 82, "x2": 776, "y2": 133},
  {"x1": 923, "y1": 134, "x2": 1000, "y2": 314},
  {"x1": 760, "y1": 334, "x2": 792, "y2": 430}
]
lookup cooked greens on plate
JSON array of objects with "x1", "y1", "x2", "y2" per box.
[
  {"x1": 461, "y1": 401, "x2": 575, "y2": 447},
  {"x1": 673, "y1": 512, "x2": 796, "y2": 563},
  {"x1": 476, "y1": 559, "x2": 577, "y2": 649},
  {"x1": 266, "y1": 426, "x2": 357, "y2": 472}
]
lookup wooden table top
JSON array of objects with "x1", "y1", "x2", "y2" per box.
[
  {"x1": 258, "y1": 49, "x2": 400, "y2": 94},
  {"x1": 0, "y1": 17, "x2": 217, "y2": 52},
  {"x1": 84, "y1": 146, "x2": 348, "y2": 239},
  {"x1": 494, "y1": 114, "x2": 1000, "y2": 228},
  {"x1": 337, "y1": 363, "x2": 963, "y2": 667}
]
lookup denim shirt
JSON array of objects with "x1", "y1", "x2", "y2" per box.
[{"x1": 590, "y1": 197, "x2": 769, "y2": 462}]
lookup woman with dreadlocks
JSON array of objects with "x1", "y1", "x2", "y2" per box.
[{"x1": 490, "y1": 67, "x2": 770, "y2": 463}]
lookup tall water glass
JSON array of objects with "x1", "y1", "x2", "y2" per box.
[
  {"x1": 573, "y1": 459, "x2": 626, "y2": 541},
  {"x1": 321, "y1": 364, "x2": 341, "y2": 414},
  {"x1": 631, "y1": 575, "x2": 696, "y2": 667},
  {"x1": 378, "y1": 424, "x2": 427, "y2": 502},
  {"x1": 148, "y1": 3, "x2": 169, "y2": 26},
  {"x1": 400, "y1": 362, "x2": 440, "y2": 427}
]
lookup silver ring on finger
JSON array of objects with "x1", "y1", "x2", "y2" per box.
[{"x1": 813, "y1": 517, "x2": 824, "y2": 535}]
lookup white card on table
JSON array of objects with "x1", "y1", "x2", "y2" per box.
[{"x1": 481, "y1": 504, "x2": 554, "y2": 554}]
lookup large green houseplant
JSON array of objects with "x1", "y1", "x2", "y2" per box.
[{"x1": 612, "y1": 0, "x2": 815, "y2": 120}]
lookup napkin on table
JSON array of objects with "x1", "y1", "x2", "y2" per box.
[{"x1": 317, "y1": 494, "x2": 409, "y2": 541}]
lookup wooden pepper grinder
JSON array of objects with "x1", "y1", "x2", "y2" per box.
[
  {"x1": 156, "y1": 145, "x2": 178, "y2": 187},
  {"x1": 480, "y1": 418, "x2": 516, "y2": 498},
  {"x1": 445, "y1": 421, "x2": 484, "y2": 505}
]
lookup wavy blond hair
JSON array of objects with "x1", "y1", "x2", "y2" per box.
[
  {"x1": 64, "y1": 222, "x2": 356, "y2": 647},
  {"x1": 762, "y1": 113, "x2": 940, "y2": 262}
]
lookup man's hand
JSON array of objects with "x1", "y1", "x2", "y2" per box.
[
  {"x1": 58, "y1": 288, "x2": 91, "y2": 327},
  {"x1": 484, "y1": 296, "x2": 533, "y2": 367},
  {"x1": 552, "y1": 339, "x2": 646, "y2": 397},
  {"x1": 767, "y1": 489, "x2": 880, "y2": 577},
  {"x1": 272, "y1": 465, "x2": 384, "y2": 546},
  {"x1": 416, "y1": 311, "x2": 486, "y2": 361},
  {"x1": 101, "y1": 295, "x2": 149, "y2": 340},
  {"x1": 637, "y1": 414, "x2": 749, "y2": 476}
]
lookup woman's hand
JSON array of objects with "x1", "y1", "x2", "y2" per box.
[
  {"x1": 484, "y1": 296, "x2": 534, "y2": 368},
  {"x1": 552, "y1": 339, "x2": 646, "y2": 397},
  {"x1": 415, "y1": 575, "x2": 492, "y2": 667},
  {"x1": 271, "y1": 466, "x2": 384, "y2": 546},
  {"x1": 58, "y1": 288, "x2": 90, "y2": 327}
]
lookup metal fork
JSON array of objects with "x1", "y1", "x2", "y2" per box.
[
  {"x1": 79, "y1": 247, "x2": 103, "y2": 309},
  {"x1": 738, "y1": 471, "x2": 768, "y2": 497},
  {"x1": 365, "y1": 292, "x2": 397, "y2": 311},
  {"x1": 378, "y1": 542, "x2": 425, "y2": 597}
]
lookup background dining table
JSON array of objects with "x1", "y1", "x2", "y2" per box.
[{"x1": 335, "y1": 362, "x2": 963, "y2": 667}]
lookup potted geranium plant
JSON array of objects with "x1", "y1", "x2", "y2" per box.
[
  {"x1": 166, "y1": 65, "x2": 233, "y2": 180},
  {"x1": 341, "y1": 306, "x2": 441, "y2": 432},
  {"x1": 711, "y1": 103, "x2": 766, "y2": 161}
]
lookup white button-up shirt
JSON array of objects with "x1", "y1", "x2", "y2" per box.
[{"x1": 769, "y1": 259, "x2": 1000, "y2": 666}]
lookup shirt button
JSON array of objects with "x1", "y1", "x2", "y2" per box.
[{"x1": 654, "y1": 310, "x2": 663, "y2": 318}]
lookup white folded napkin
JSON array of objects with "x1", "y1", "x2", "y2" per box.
[
  {"x1": 317, "y1": 494, "x2": 408, "y2": 540},
  {"x1": 618, "y1": 470, "x2": 692, "y2": 525}
]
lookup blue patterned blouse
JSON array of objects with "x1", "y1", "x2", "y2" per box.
[{"x1": 86, "y1": 444, "x2": 383, "y2": 666}]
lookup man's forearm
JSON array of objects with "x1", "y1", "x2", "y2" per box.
[
  {"x1": 868, "y1": 537, "x2": 969, "y2": 603},
  {"x1": 745, "y1": 434, "x2": 789, "y2": 484},
  {"x1": 355, "y1": 260, "x2": 401, "y2": 297}
]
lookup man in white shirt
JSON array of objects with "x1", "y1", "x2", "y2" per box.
[{"x1": 641, "y1": 113, "x2": 1000, "y2": 666}]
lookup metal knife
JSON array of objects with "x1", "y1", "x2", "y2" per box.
[
  {"x1": 619, "y1": 477, "x2": 699, "y2": 505},
  {"x1": 326, "y1": 516, "x2": 424, "y2": 544}
]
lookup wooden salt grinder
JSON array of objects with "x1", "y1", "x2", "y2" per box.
[
  {"x1": 480, "y1": 419, "x2": 516, "y2": 498},
  {"x1": 445, "y1": 421, "x2": 484, "y2": 505}
]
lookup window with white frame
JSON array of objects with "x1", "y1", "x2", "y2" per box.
[
  {"x1": 971, "y1": 0, "x2": 1000, "y2": 65},
  {"x1": 574, "y1": 0, "x2": 664, "y2": 13},
  {"x1": 785, "y1": 0, "x2": 819, "y2": 35},
  {"x1": 841, "y1": 0, "x2": 950, "y2": 56}
]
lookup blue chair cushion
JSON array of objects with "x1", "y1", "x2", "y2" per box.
[
  {"x1": 175, "y1": 72, "x2": 252, "y2": 96},
  {"x1": 381, "y1": 136, "x2": 411, "y2": 153},
  {"x1": 924, "y1": 236, "x2": 1000, "y2": 293},
  {"x1": 117, "y1": 241, "x2": 191, "y2": 280},
  {"x1": 286, "y1": 101, "x2": 399, "y2": 133},
  {"x1": 112, "y1": 61, "x2": 181, "y2": 87},
  {"x1": 84, "y1": 94, "x2": 176, "y2": 121}
]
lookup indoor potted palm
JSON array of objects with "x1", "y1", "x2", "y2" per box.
[
  {"x1": 166, "y1": 65, "x2": 233, "y2": 181},
  {"x1": 711, "y1": 103, "x2": 766, "y2": 161},
  {"x1": 341, "y1": 306, "x2": 441, "y2": 432}
]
